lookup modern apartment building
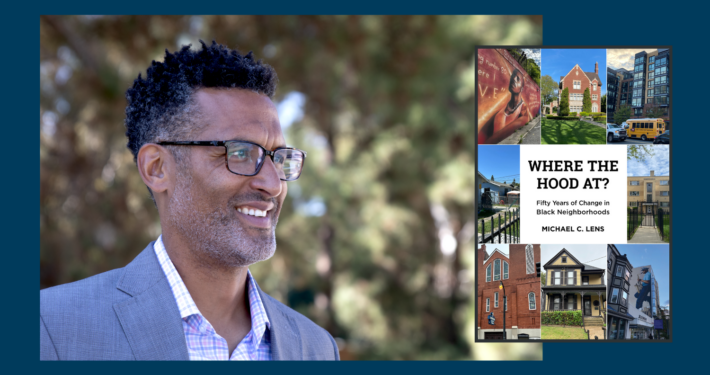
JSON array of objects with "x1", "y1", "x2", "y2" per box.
[
  {"x1": 627, "y1": 170, "x2": 670, "y2": 212},
  {"x1": 607, "y1": 68, "x2": 619, "y2": 121},
  {"x1": 477, "y1": 244, "x2": 541, "y2": 340},
  {"x1": 559, "y1": 63, "x2": 603, "y2": 113},
  {"x1": 629, "y1": 49, "x2": 671, "y2": 128},
  {"x1": 606, "y1": 244, "x2": 634, "y2": 339}
]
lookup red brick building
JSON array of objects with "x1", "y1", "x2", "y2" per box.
[
  {"x1": 477, "y1": 244, "x2": 541, "y2": 340},
  {"x1": 559, "y1": 63, "x2": 603, "y2": 114}
]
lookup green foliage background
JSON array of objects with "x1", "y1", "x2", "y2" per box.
[{"x1": 40, "y1": 15, "x2": 542, "y2": 360}]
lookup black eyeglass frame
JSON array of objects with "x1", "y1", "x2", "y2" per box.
[{"x1": 157, "y1": 140, "x2": 307, "y2": 181}]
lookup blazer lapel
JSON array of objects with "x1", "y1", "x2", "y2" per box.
[
  {"x1": 113, "y1": 243, "x2": 189, "y2": 360},
  {"x1": 259, "y1": 287, "x2": 303, "y2": 360}
]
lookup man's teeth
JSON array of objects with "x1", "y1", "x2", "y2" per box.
[{"x1": 237, "y1": 207, "x2": 267, "y2": 217}]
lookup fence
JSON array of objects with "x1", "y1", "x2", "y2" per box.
[
  {"x1": 495, "y1": 196, "x2": 520, "y2": 206},
  {"x1": 628, "y1": 202, "x2": 670, "y2": 241},
  {"x1": 657, "y1": 208, "x2": 667, "y2": 242},
  {"x1": 479, "y1": 208, "x2": 520, "y2": 244}
]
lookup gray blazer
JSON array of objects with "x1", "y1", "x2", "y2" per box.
[{"x1": 40, "y1": 242, "x2": 340, "y2": 360}]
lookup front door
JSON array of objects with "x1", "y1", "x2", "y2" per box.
[
  {"x1": 583, "y1": 296, "x2": 592, "y2": 316},
  {"x1": 484, "y1": 332, "x2": 505, "y2": 340}
]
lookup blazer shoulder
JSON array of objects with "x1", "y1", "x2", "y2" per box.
[
  {"x1": 40, "y1": 267, "x2": 126, "y2": 313},
  {"x1": 260, "y1": 291, "x2": 340, "y2": 360}
]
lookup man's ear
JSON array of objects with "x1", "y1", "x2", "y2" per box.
[{"x1": 137, "y1": 144, "x2": 173, "y2": 197}]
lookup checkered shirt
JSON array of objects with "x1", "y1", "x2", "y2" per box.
[{"x1": 154, "y1": 235, "x2": 272, "y2": 360}]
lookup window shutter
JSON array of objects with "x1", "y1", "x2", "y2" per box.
[{"x1": 574, "y1": 271, "x2": 577, "y2": 285}]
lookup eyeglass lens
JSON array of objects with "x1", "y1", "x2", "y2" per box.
[{"x1": 226, "y1": 141, "x2": 304, "y2": 181}]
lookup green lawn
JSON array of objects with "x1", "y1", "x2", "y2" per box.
[
  {"x1": 662, "y1": 224, "x2": 670, "y2": 243},
  {"x1": 541, "y1": 325, "x2": 588, "y2": 340},
  {"x1": 541, "y1": 118, "x2": 606, "y2": 144}
]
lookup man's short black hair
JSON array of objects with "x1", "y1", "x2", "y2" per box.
[{"x1": 124, "y1": 40, "x2": 278, "y2": 163}]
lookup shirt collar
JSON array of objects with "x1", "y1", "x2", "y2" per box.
[{"x1": 153, "y1": 235, "x2": 271, "y2": 341}]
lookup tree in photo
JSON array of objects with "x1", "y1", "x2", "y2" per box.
[
  {"x1": 614, "y1": 104, "x2": 632, "y2": 125},
  {"x1": 601, "y1": 94, "x2": 607, "y2": 113},
  {"x1": 628, "y1": 145, "x2": 656, "y2": 161},
  {"x1": 645, "y1": 103, "x2": 666, "y2": 119},
  {"x1": 582, "y1": 87, "x2": 592, "y2": 113},
  {"x1": 491, "y1": 175, "x2": 495, "y2": 181},
  {"x1": 540, "y1": 75, "x2": 558, "y2": 107},
  {"x1": 560, "y1": 88, "x2": 570, "y2": 116}
]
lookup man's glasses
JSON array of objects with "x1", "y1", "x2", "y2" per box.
[{"x1": 157, "y1": 140, "x2": 306, "y2": 181}]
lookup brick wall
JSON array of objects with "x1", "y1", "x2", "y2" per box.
[
  {"x1": 478, "y1": 244, "x2": 541, "y2": 329},
  {"x1": 560, "y1": 65, "x2": 602, "y2": 113}
]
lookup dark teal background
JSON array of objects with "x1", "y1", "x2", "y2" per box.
[{"x1": 26, "y1": 0, "x2": 698, "y2": 370}]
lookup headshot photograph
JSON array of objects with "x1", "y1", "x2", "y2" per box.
[{"x1": 39, "y1": 15, "x2": 542, "y2": 360}]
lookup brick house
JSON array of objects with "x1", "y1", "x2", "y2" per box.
[
  {"x1": 477, "y1": 244, "x2": 541, "y2": 340},
  {"x1": 559, "y1": 63, "x2": 603, "y2": 114}
]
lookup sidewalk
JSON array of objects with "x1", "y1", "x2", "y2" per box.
[
  {"x1": 587, "y1": 326, "x2": 605, "y2": 340},
  {"x1": 580, "y1": 117, "x2": 606, "y2": 128},
  {"x1": 499, "y1": 116, "x2": 541, "y2": 144},
  {"x1": 628, "y1": 226, "x2": 662, "y2": 243}
]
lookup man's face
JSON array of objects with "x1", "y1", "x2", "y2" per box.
[{"x1": 165, "y1": 88, "x2": 287, "y2": 269}]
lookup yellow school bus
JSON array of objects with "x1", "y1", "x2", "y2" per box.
[{"x1": 626, "y1": 118, "x2": 666, "y2": 141}]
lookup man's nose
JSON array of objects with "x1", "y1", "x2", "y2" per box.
[{"x1": 249, "y1": 156, "x2": 283, "y2": 197}]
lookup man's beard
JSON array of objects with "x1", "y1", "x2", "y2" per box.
[{"x1": 165, "y1": 170, "x2": 278, "y2": 270}]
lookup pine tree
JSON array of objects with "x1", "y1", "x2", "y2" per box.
[
  {"x1": 582, "y1": 87, "x2": 592, "y2": 113},
  {"x1": 491, "y1": 175, "x2": 495, "y2": 181},
  {"x1": 560, "y1": 88, "x2": 570, "y2": 116}
]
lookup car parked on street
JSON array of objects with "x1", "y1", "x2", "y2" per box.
[
  {"x1": 607, "y1": 123, "x2": 627, "y2": 142},
  {"x1": 653, "y1": 130, "x2": 670, "y2": 144}
]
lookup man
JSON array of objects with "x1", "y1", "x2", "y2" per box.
[
  {"x1": 40, "y1": 41, "x2": 339, "y2": 360},
  {"x1": 635, "y1": 267, "x2": 652, "y2": 310}
]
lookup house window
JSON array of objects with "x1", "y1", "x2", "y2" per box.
[
  {"x1": 630, "y1": 202, "x2": 637, "y2": 207},
  {"x1": 529, "y1": 292, "x2": 536, "y2": 310},
  {"x1": 625, "y1": 269, "x2": 630, "y2": 282},
  {"x1": 503, "y1": 261, "x2": 509, "y2": 280},
  {"x1": 567, "y1": 296, "x2": 575, "y2": 310},
  {"x1": 582, "y1": 276, "x2": 589, "y2": 285},
  {"x1": 630, "y1": 192, "x2": 640, "y2": 196},
  {"x1": 592, "y1": 104, "x2": 598, "y2": 112},
  {"x1": 526, "y1": 244, "x2": 534, "y2": 274},
  {"x1": 608, "y1": 259, "x2": 612, "y2": 270},
  {"x1": 660, "y1": 202, "x2": 670, "y2": 208},
  {"x1": 486, "y1": 264, "x2": 491, "y2": 282},
  {"x1": 494, "y1": 292, "x2": 499, "y2": 308},
  {"x1": 494, "y1": 259, "x2": 501, "y2": 281},
  {"x1": 486, "y1": 298, "x2": 490, "y2": 312},
  {"x1": 562, "y1": 256, "x2": 567, "y2": 263},
  {"x1": 553, "y1": 297, "x2": 560, "y2": 310},
  {"x1": 616, "y1": 265, "x2": 624, "y2": 277},
  {"x1": 592, "y1": 94, "x2": 598, "y2": 100},
  {"x1": 567, "y1": 271, "x2": 574, "y2": 285},
  {"x1": 573, "y1": 80, "x2": 581, "y2": 89},
  {"x1": 611, "y1": 288, "x2": 620, "y2": 304},
  {"x1": 554, "y1": 271, "x2": 561, "y2": 285},
  {"x1": 621, "y1": 290, "x2": 628, "y2": 306},
  {"x1": 630, "y1": 181, "x2": 640, "y2": 186},
  {"x1": 593, "y1": 82, "x2": 597, "y2": 91},
  {"x1": 660, "y1": 191, "x2": 669, "y2": 196},
  {"x1": 660, "y1": 180, "x2": 669, "y2": 185}
]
